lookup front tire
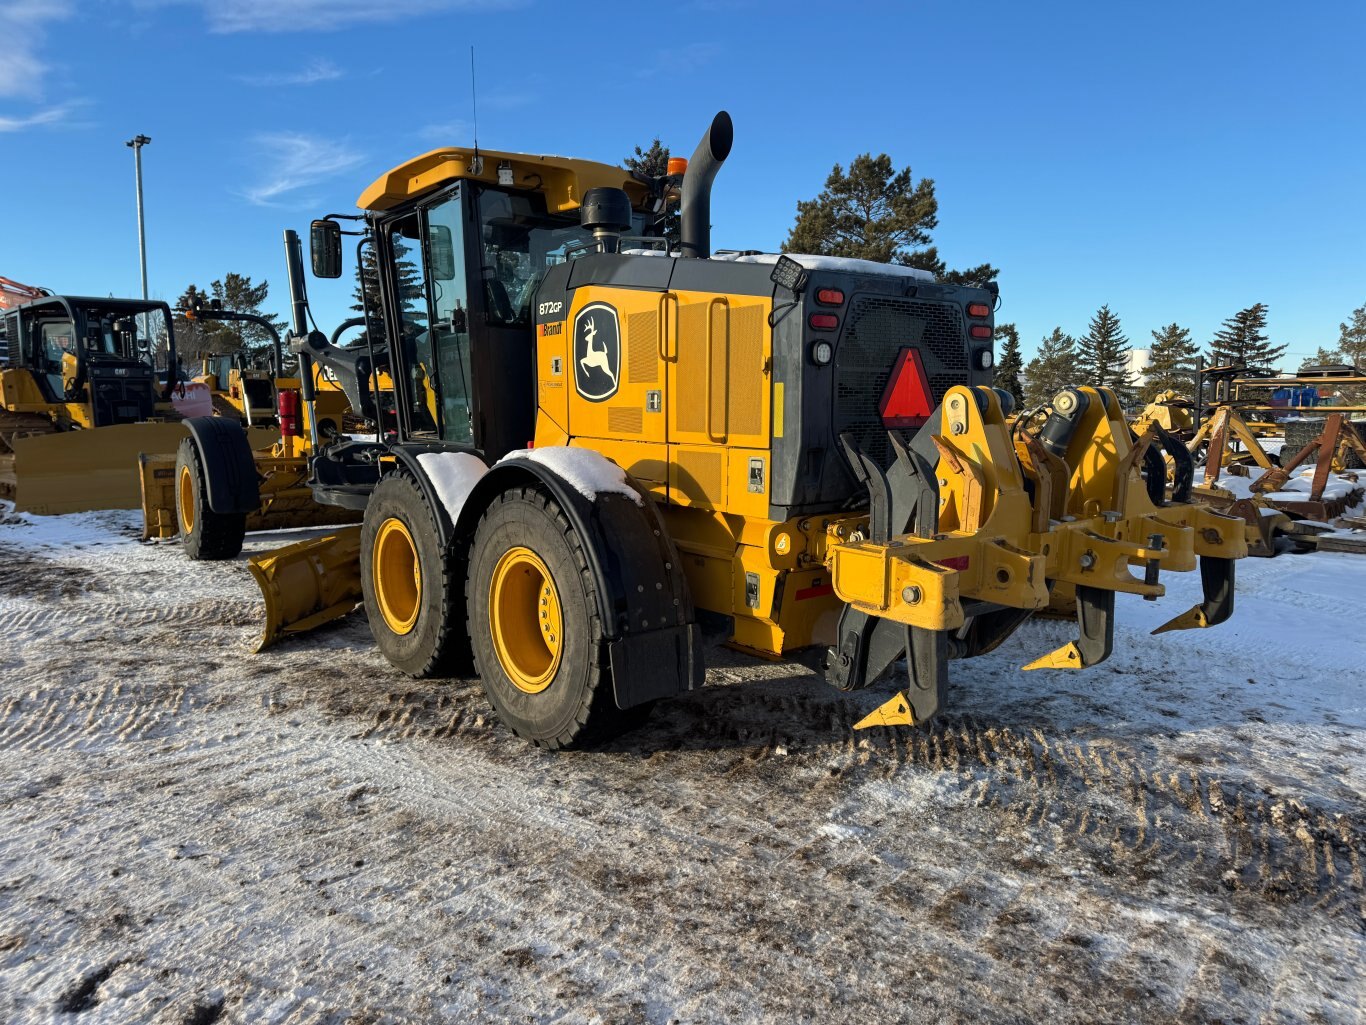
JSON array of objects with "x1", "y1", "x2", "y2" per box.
[
  {"x1": 360, "y1": 473, "x2": 465, "y2": 677},
  {"x1": 467, "y1": 486, "x2": 646, "y2": 749},
  {"x1": 175, "y1": 437, "x2": 246, "y2": 561}
]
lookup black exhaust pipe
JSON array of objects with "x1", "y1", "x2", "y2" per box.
[{"x1": 678, "y1": 111, "x2": 733, "y2": 259}]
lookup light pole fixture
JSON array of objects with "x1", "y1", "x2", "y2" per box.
[{"x1": 125, "y1": 134, "x2": 151, "y2": 304}]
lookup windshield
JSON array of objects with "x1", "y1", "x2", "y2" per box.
[
  {"x1": 79, "y1": 303, "x2": 170, "y2": 368},
  {"x1": 475, "y1": 186, "x2": 592, "y2": 327}
]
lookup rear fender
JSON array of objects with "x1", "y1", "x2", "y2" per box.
[
  {"x1": 184, "y1": 416, "x2": 260, "y2": 514},
  {"x1": 447, "y1": 453, "x2": 703, "y2": 710}
]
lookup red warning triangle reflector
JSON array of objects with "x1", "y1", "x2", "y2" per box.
[{"x1": 879, "y1": 347, "x2": 934, "y2": 428}]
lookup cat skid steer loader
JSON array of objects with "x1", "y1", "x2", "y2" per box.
[{"x1": 245, "y1": 112, "x2": 1246, "y2": 747}]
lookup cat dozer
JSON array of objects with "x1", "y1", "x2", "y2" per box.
[
  {"x1": 0, "y1": 291, "x2": 210, "y2": 514},
  {"x1": 247, "y1": 112, "x2": 1247, "y2": 747}
]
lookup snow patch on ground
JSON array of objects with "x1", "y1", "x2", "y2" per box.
[
  {"x1": 416, "y1": 451, "x2": 488, "y2": 522},
  {"x1": 499, "y1": 447, "x2": 643, "y2": 506}
]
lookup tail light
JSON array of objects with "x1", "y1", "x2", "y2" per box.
[
  {"x1": 816, "y1": 288, "x2": 845, "y2": 306},
  {"x1": 969, "y1": 324, "x2": 992, "y2": 339},
  {"x1": 966, "y1": 302, "x2": 991, "y2": 319},
  {"x1": 809, "y1": 313, "x2": 839, "y2": 331},
  {"x1": 278, "y1": 388, "x2": 302, "y2": 438}
]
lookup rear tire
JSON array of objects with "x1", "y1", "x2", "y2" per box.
[
  {"x1": 467, "y1": 486, "x2": 647, "y2": 749},
  {"x1": 175, "y1": 438, "x2": 246, "y2": 561},
  {"x1": 360, "y1": 473, "x2": 465, "y2": 678}
]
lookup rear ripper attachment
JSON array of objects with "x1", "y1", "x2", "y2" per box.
[{"x1": 826, "y1": 383, "x2": 1247, "y2": 728}]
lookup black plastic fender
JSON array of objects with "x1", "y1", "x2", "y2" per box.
[
  {"x1": 184, "y1": 416, "x2": 260, "y2": 514},
  {"x1": 426, "y1": 451, "x2": 703, "y2": 711}
]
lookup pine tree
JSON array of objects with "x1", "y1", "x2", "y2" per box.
[
  {"x1": 1336, "y1": 300, "x2": 1366, "y2": 369},
  {"x1": 1076, "y1": 304, "x2": 1135, "y2": 396},
  {"x1": 350, "y1": 244, "x2": 423, "y2": 347},
  {"x1": 206, "y1": 274, "x2": 287, "y2": 366},
  {"x1": 1140, "y1": 323, "x2": 1198, "y2": 402},
  {"x1": 1206, "y1": 303, "x2": 1285, "y2": 370},
  {"x1": 623, "y1": 138, "x2": 679, "y2": 248},
  {"x1": 783, "y1": 153, "x2": 997, "y2": 284},
  {"x1": 1023, "y1": 328, "x2": 1078, "y2": 408},
  {"x1": 992, "y1": 322, "x2": 1024, "y2": 406},
  {"x1": 172, "y1": 283, "x2": 230, "y2": 359}
]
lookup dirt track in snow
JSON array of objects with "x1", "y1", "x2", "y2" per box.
[{"x1": 0, "y1": 510, "x2": 1362, "y2": 1024}]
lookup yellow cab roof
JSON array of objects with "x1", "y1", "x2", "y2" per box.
[{"x1": 357, "y1": 147, "x2": 651, "y2": 214}]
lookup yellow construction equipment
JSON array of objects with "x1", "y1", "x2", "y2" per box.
[
  {"x1": 137, "y1": 295, "x2": 368, "y2": 559},
  {"x1": 245, "y1": 112, "x2": 1247, "y2": 747},
  {"x1": 0, "y1": 290, "x2": 204, "y2": 514}
]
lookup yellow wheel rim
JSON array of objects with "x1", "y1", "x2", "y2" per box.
[
  {"x1": 489, "y1": 546, "x2": 563, "y2": 694},
  {"x1": 178, "y1": 464, "x2": 196, "y2": 536},
  {"x1": 373, "y1": 517, "x2": 421, "y2": 635}
]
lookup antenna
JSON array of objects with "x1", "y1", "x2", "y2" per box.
[{"x1": 469, "y1": 46, "x2": 483, "y2": 175}]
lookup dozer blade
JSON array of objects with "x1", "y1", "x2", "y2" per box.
[
  {"x1": 249, "y1": 526, "x2": 363, "y2": 652},
  {"x1": 9, "y1": 423, "x2": 192, "y2": 515}
]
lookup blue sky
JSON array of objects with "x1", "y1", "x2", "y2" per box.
[{"x1": 2, "y1": 0, "x2": 1364, "y2": 365}]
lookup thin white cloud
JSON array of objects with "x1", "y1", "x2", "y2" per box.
[
  {"x1": 178, "y1": 0, "x2": 525, "y2": 33},
  {"x1": 0, "y1": 103, "x2": 74, "y2": 132},
  {"x1": 237, "y1": 58, "x2": 344, "y2": 87},
  {"x1": 0, "y1": 1, "x2": 72, "y2": 98},
  {"x1": 417, "y1": 119, "x2": 473, "y2": 143},
  {"x1": 638, "y1": 41, "x2": 721, "y2": 79},
  {"x1": 242, "y1": 132, "x2": 364, "y2": 207}
]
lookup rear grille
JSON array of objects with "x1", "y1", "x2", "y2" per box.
[{"x1": 833, "y1": 295, "x2": 968, "y2": 468}]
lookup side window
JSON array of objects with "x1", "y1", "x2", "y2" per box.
[
  {"x1": 386, "y1": 219, "x2": 437, "y2": 435},
  {"x1": 422, "y1": 190, "x2": 473, "y2": 445}
]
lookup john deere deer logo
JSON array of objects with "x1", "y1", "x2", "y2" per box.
[{"x1": 573, "y1": 302, "x2": 620, "y2": 402}]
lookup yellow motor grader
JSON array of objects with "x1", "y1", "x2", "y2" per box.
[
  {"x1": 136, "y1": 252, "x2": 376, "y2": 559},
  {"x1": 243, "y1": 112, "x2": 1246, "y2": 746}
]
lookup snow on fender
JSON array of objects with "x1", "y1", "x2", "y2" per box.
[
  {"x1": 497, "y1": 447, "x2": 643, "y2": 506},
  {"x1": 416, "y1": 451, "x2": 489, "y2": 522}
]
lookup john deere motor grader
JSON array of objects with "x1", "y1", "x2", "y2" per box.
[
  {"x1": 0, "y1": 291, "x2": 214, "y2": 513},
  {"x1": 247, "y1": 112, "x2": 1246, "y2": 747}
]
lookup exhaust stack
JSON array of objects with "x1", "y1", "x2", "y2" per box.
[{"x1": 678, "y1": 111, "x2": 733, "y2": 259}]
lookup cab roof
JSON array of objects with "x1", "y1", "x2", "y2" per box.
[{"x1": 357, "y1": 147, "x2": 652, "y2": 214}]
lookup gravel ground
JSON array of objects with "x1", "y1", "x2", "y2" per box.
[{"x1": 0, "y1": 509, "x2": 1362, "y2": 1024}]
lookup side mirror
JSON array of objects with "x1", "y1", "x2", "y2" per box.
[
  {"x1": 310, "y1": 219, "x2": 343, "y2": 278},
  {"x1": 429, "y1": 224, "x2": 457, "y2": 281}
]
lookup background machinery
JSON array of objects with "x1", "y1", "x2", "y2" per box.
[
  {"x1": 137, "y1": 288, "x2": 366, "y2": 558},
  {"x1": 0, "y1": 288, "x2": 206, "y2": 513},
  {"x1": 242, "y1": 112, "x2": 1246, "y2": 747}
]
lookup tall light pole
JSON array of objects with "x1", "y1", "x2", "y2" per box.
[{"x1": 125, "y1": 134, "x2": 151, "y2": 342}]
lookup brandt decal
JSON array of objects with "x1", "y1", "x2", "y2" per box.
[{"x1": 572, "y1": 302, "x2": 621, "y2": 402}]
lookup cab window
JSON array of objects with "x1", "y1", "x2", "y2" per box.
[{"x1": 476, "y1": 187, "x2": 592, "y2": 327}]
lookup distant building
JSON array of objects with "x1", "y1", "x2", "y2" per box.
[{"x1": 1127, "y1": 347, "x2": 1152, "y2": 383}]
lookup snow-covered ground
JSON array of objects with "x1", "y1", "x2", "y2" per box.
[{"x1": 0, "y1": 509, "x2": 1362, "y2": 1024}]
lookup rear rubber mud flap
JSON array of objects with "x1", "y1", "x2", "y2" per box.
[
  {"x1": 248, "y1": 526, "x2": 363, "y2": 651},
  {"x1": 609, "y1": 623, "x2": 705, "y2": 710}
]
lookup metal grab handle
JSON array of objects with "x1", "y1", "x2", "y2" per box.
[
  {"x1": 658, "y1": 292, "x2": 679, "y2": 361},
  {"x1": 706, "y1": 296, "x2": 729, "y2": 442}
]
